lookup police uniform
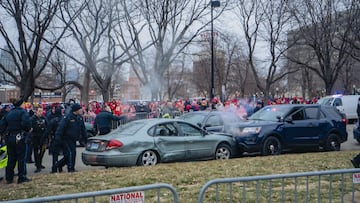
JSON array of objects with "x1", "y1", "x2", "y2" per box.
[
  {"x1": 54, "y1": 104, "x2": 86, "y2": 172},
  {"x1": 46, "y1": 108, "x2": 63, "y2": 173},
  {"x1": 30, "y1": 112, "x2": 48, "y2": 172},
  {"x1": 94, "y1": 109, "x2": 126, "y2": 135},
  {"x1": 0, "y1": 99, "x2": 32, "y2": 184}
]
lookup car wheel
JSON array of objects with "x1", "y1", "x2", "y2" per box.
[
  {"x1": 215, "y1": 143, "x2": 231, "y2": 160},
  {"x1": 262, "y1": 136, "x2": 281, "y2": 156},
  {"x1": 137, "y1": 150, "x2": 159, "y2": 166},
  {"x1": 324, "y1": 134, "x2": 341, "y2": 151},
  {"x1": 357, "y1": 138, "x2": 360, "y2": 144}
]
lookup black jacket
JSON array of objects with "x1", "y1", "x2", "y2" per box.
[
  {"x1": 93, "y1": 110, "x2": 126, "y2": 133},
  {"x1": 54, "y1": 112, "x2": 86, "y2": 142},
  {"x1": 30, "y1": 115, "x2": 47, "y2": 137},
  {"x1": 0, "y1": 106, "x2": 31, "y2": 134}
]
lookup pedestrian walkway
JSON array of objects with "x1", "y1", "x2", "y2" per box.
[{"x1": 14, "y1": 147, "x2": 101, "y2": 178}]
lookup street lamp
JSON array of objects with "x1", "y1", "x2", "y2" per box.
[{"x1": 210, "y1": 0, "x2": 220, "y2": 104}]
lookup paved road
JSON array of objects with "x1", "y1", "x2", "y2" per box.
[
  {"x1": 342, "y1": 124, "x2": 360, "y2": 150},
  {"x1": 1, "y1": 124, "x2": 360, "y2": 178}
]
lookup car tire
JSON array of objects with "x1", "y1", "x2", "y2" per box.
[
  {"x1": 262, "y1": 136, "x2": 282, "y2": 156},
  {"x1": 357, "y1": 138, "x2": 360, "y2": 144},
  {"x1": 137, "y1": 150, "x2": 159, "y2": 166},
  {"x1": 215, "y1": 143, "x2": 231, "y2": 160},
  {"x1": 324, "y1": 134, "x2": 341, "y2": 151}
]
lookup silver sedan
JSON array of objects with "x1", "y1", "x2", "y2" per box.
[{"x1": 82, "y1": 118, "x2": 237, "y2": 167}]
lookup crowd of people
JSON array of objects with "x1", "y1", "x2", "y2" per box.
[{"x1": 79, "y1": 95, "x2": 320, "y2": 123}]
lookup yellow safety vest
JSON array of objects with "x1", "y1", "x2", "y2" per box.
[{"x1": 0, "y1": 145, "x2": 7, "y2": 169}]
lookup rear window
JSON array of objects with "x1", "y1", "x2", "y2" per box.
[
  {"x1": 112, "y1": 120, "x2": 145, "y2": 135},
  {"x1": 321, "y1": 106, "x2": 342, "y2": 120},
  {"x1": 317, "y1": 97, "x2": 334, "y2": 105}
]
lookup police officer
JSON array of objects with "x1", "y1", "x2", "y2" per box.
[
  {"x1": 0, "y1": 98, "x2": 32, "y2": 184},
  {"x1": 46, "y1": 107, "x2": 63, "y2": 173},
  {"x1": 94, "y1": 105, "x2": 127, "y2": 135},
  {"x1": 54, "y1": 103, "x2": 86, "y2": 172},
  {"x1": 30, "y1": 106, "x2": 48, "y2": 173}
]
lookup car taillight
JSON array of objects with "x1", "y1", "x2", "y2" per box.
[
  {"x1": 342, "y1": 118, "x2": 347, "y2": 126},
  {"x1": 106, "y1": 140, "x2": 123, "y2": 150}
]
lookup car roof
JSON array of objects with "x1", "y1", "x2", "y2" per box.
[
  {"x1": 132, "y1": 118, "x2": 199, "y2": 126},
  {"x1": 181, "y1": 110, "x2": 238, "y2": 115},
  {"x1": 266, "y1": 104, "x2": 321, "y2": 108}
]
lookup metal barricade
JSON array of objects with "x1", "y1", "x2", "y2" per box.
[
  {"x1": 4, "y1": 183, "x2": 179, "y2": 203},
  {"x1": 198, "y1": 168, "x2": 360, "y2": 203}
]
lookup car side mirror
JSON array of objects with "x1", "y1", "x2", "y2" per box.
[
  {"x1": 276, "y1": 116, "x2": 284, "y2": 122},
  {"x1": 285, "y1": 117, "x2": 293, "y2": 123}
]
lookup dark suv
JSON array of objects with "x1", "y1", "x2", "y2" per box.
[{"x1": 233, "y1": 104, "x2": 347, "y2": 155}]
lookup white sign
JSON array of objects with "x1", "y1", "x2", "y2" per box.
[
  {"x1": 110, "y1": 191, "x2": 145, "y2": 203},
  {"x1": 353, "y1": 173, "x2": 360, "y2": 184}
]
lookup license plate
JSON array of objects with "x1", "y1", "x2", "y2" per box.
[
  {"x1": 86, "y1": 154, "x2": 97, "y2": 162},
  {"x1": 90, "y1": 142, "x2": 99, "y2": 150}
]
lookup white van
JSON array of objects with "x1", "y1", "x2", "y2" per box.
[{"x1": 317, "y1": 94, "x2": 360, "y2": 123}]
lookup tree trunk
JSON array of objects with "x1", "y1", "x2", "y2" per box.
[
  {"x1": 19, "y1": 72, "x2": 35, "y2": 102},
  {"x1": 101, "y1": 89, "x2": 110, "y2": 102},
  {"x1": 82, "y1": 69, "x2": 90, "y2": 105}
]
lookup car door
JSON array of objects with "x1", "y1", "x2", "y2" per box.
[
  {"x1": 177, "y1": 122, "x2": 214, "y2": 160},
  {"x1": 284, "y1": 106, "x2": 320, "y2": 147},
  {"x1": 152, "y1": 122, "x2": 186, "y2": 162}
]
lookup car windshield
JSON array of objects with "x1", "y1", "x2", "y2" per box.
[
  {"x1": 220, "y1": 112, "x2": 242, "y2": 122},
  {"x1": 249, "y1": 106, "x2": 290, "y2": 121},
  {"x1": 113, "y1": 120, "x2": 145, "y2": 135}
]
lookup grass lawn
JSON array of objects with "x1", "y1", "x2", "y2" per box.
[{"x1": 1, "y1": 150, "x2": 360, "y2": 202}]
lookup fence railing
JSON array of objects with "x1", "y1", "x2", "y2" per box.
[
  {"x1": 3, "y1": 183, "x2": 179, "y2": 203},
  {"x1": 198, "y1": 168, "x2": 360, "y2": 203},
  {"x1": 3, "y1": 169, "x2": 360, "y2": 202}
]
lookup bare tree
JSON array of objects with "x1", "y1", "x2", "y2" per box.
[
  {"x1": 287, "y1": 0, "x2": 356, "y2": 95},
  {"x1": 120, "y1": 0, "x2": 230, "y2": 101},
  {"x1": 192, "y1": 31, "x2": 255, "y2": 100},
  {"x1": 343, "y1": 2, "x2": 360, "y2": 61},
  {"x1": 59, "y1": 0, "x2": 134, "y2": 104},
  {"x1": 36, "y1": 49, "x2": 70, "y2": 102},
  {"x1": 0, "y1": 0, "x2": 82, "y2": 101},
  {"x1": 163, "y1": 54, "x2": 188, "y2": 101},
  {"x1": 216, "y1": 33, "x2": 258, "y2": 99},
  {"x1": 235, "y1": 0, "x2": 296, "y2": 104},
  {"x1": 191, "y1": 53, "x2": 211, "y2": 97}
]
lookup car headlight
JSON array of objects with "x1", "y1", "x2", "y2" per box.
[{"x1": 241, "y1": 127, "x2": 261, "y2": 134}]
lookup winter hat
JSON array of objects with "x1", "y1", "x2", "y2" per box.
[{"x1": 71, "y1": 103, "x2": 82, "y2": 112}]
